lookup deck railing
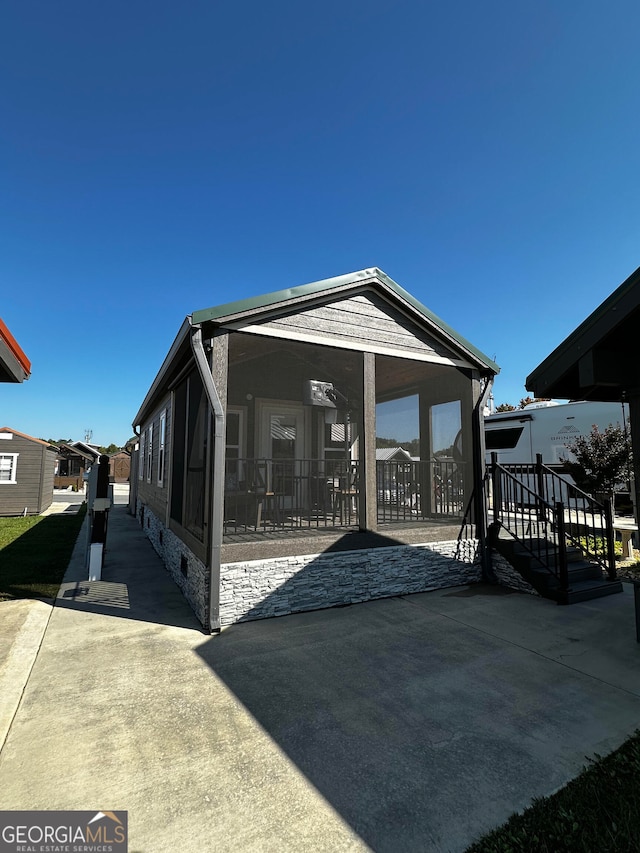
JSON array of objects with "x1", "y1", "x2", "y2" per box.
[
  {"x1": 376, "y1": 459, "x2": 467, "y2": 523},
  {"x1": 224, "y1": 457, "x2": 469, "y2": 533},
  {"x1": 224, "y1": 458, "x2": 359, "y2": 533},
  {"x1": 489, "y1": 453, "x2": 617, "y2": 587}
]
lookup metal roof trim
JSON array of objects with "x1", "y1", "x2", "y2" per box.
[
  {"x1": 132, "y1": 317, "x2": 192, "y2": 428},
  {"x1": 192, "y1": 267, "x2": 499, "y2": 375},
  {"x1": 0, "y1": 318, "x2": 31, "y2": 381}
]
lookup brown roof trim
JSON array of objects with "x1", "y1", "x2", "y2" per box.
[
  {"x1": 0, "y1": 318, "x2": 31, "y2": 381},
  {"x1": 0, "y1": 427, "x2": 54, "y2": 448}
]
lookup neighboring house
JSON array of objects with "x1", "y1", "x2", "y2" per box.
[
  {"x1": 132, "y1": 267, "x2": 499, "y2": 631},
  {"x1": 374, "y1": 447, "x2": 413, "y2": 462},
  {"x1": 0, "y1": 428, "x2": 57, "y2": 515},
  {"x1": 526, "y1": 263, "x2": 640, "y2": 527},
  {"x1": 0, "y1": 318, "x2": 30, "y2": 383},
  {"x1": 109, "y1": 450, "x2": 131, "y2": 483},
  {"x1": 55, "y1": 442, "x2": 100, "y2": 490}
]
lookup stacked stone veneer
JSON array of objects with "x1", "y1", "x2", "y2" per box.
[
  {"x1": 490, "y1": 550, "x2": 539, "y2": 596},
  {"x1": 219, "y1": 539, "x2": 482, "y2": 626},
  {"x1": 137, "y1": 500, "x2": 484, "y2": 628},
  {"x1": 136, "y1": 502, "x2": 209, "y2": 626}
]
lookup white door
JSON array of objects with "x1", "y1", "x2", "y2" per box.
[{"x1": 258, "y1": 403, "x2": 307, "y2": 509}]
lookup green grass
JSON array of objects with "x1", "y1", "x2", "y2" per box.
[
  {"x1": 466, "y1": 730, "x2": 640, "y2": 852},
  {"x1": 0, "y1": 505, "x2": 87, "y2": 601},
  {"x1": 575, "y1": 535, "x2": 623, "y2": 558}
]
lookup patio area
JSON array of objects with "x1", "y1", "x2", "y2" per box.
[{"x1": 3, "y1": 504, "x2": 640, "y2": 852}]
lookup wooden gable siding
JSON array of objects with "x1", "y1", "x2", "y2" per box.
[
  {"x1": 235, "y1": 291, "x2": 469, "y2": 365},
  {"x1": 0, "y1": 434, "x2": 55, "y2": 516}
]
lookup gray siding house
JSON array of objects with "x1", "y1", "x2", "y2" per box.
[
  {"x1": 132, "y1": 268, "x2": 499, "y2": 631},
  {"x1": 0, "y1": 428, "x2": 57, "y2": 515}
]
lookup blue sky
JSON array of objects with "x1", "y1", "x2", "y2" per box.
[{"x1": 2, "y1": 1, "x2": 640, "y2": 446}]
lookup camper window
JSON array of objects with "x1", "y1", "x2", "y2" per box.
[{"x1": 485, "y1": 427, "x2": 524, "y2": 450}]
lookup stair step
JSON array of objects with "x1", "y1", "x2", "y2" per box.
[
  {"x1": 492, "y1": 530, "x2": 621, "y2": 603},
  {"x1": 559, "y1": 580, "x2": 624, "y2": 605},
  {"x1": 566, "y1": 561, "x2": 605, "y2": 582}
]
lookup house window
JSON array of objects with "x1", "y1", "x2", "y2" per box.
[
  {"x1": 0, "y1": 453, "x2": 19, "y2": 484},
  {"x1": 146, "y1": 423, "x2": 153, "y2": 483},
  {"x1": 138, "y1": 433, "x2": 145, "y2": 480},
  {"x1": 158, "y1": 410, "x2": 166, "y2": 487},
  {"x1": 225, "y1": 407, "x2": 245, "y2": 491}
]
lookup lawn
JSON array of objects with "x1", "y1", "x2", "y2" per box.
[
  {"x1": 466, "y1": 729, "x2": 640, "y2": 852},
  {"x1": 0, "y1": 506, "x2": 87, "y2": 601}
]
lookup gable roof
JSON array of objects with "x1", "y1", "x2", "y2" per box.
[
  {"x1": 375, "y1": 447, "x2": 413, "y2": 461},
  {"x1": 134, "y1": 268, "x2": 499, "y2": 428},
  {"x1": 192, "y1": 268, "x2": 499, "y2": 374},
  {"x1": 0, "y1": 319, "x2": 31, "y2": 382},
  {"x1": 526, "y1": 265, "x2": 640, "y2": 401},
  {"x1": 0, "y1": 427, "x2": 53, "y2": 448}
]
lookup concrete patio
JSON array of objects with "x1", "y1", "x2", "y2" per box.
[{"x1": 1, "y1": 504, "x2": 639, "y2": 852}]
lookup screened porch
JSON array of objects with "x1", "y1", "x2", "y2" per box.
[{"x1": 221, "y1": 330, "x2": 477, "y2": 539}]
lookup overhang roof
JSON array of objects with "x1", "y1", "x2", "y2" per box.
[
  {"x1": 526, "y1": 265, "x2": 640, "y2": 402},
  {"x1": 0, "y1": 319, "x2": 31, "y2": 382},
  {"x1": 192, "y1": 267, "x2": 499, "y2": 375},
  {"x1": 134, "y1": 268, "x2": 499, "y2": 428}
]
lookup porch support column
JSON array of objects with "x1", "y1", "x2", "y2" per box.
[
  {"x1": 191, "y1": 325, "x2": 228, "y2": 633},
  {"x1": 360, "y1": 351, "x2": 377, "y2": 531},
  {"x1": 626, "y1": 390, "x2": 640, "y2": 529},
  {"x1": 211, "y1": 331, "x2": 229, "y2": 411},
  {"x1": 209, "y1": 331, "x2": 229, "y2": 627}
]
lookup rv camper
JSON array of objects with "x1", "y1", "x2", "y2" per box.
[
  {"x1": 484, "y1": 400, "x2": 629, "y2": 467},
  {"x1": 485, "y1": 400, "x2": 632, "y2": 512}
]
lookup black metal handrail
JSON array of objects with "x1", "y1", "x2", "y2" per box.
[
  {"x1": 494, "y1": 454, "x2": 616, "y2": 581},
  {"x1": 533, "y1": 455, "x2": 615, "y2": 578},
  {"x1": 489, "y1": 454, "x2": 567, "y2": 591}
]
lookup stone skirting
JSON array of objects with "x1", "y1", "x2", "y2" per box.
[
  {"x1": 136, "y1": 501, "x2": 209, "y2": 626},
  {"x1": 490, "y1": 550, "x2": 539, "y2": 596},
  {"x1": 219, "y1": 539, "x2": 482, "y2": 626},
  {"x1": 137, "y1": 500, "x2": 483, "y2": 628}
]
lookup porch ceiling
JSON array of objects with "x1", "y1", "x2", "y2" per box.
[{"x1": 229, "y1": 332, "x2": 451, "y2": 400}]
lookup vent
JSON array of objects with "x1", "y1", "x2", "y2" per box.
[{"x1": 180, "y1": 554, "x2": 188, "y2": 578}]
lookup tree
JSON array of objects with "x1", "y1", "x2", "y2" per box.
[
  {"x1": 493, "y1": 398, "x2": 551, "y2": 413},
  {"x1": 518, "y1": 396, "x2": 551, "y2": 409},
  {"x1": 98, "y1": 443, "x2": 122, "y2": 455},
  {"x1": 561, "y1": 423, "x2": 632, "y2": 502}
]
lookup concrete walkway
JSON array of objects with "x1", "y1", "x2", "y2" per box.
[{"x1": 1, "y1": 506, "x2": 640, "y2": 852}]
